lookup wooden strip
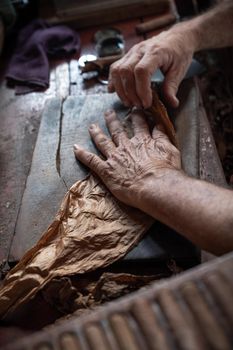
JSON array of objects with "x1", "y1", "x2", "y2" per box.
[
  {"x1": 198, "y1": 94, "x2": 227, "y2": 187},
  {"x1": 59, "y1": 332, "x2": 82, "y2": 350},
  {"x1": 60, "y1": 95, "x2": 87, "y2": 188},
  {"x1": 157, "y1": 288, "x2": 205, "y2": 350},
  {"x1": 131, "y1": 299, "x2": 170, "y2": 350},
  {"x1": 204, "y1": 273, "x2": 233, "y2": 328},
  {"x1": 9, "y1": 98, "x2": 67, "y2": 261},
  {"x1": 85, "y1": 323, "x2": 112, "y2": 350},
  {"x1": 181, "y1": 281, "x2": 231, "y2": 350},
  {"x1": 110, "y1": 313, "x2": 140, "y2": 350},
  {"x1": 172, "y1": 79, "x2": 200, "y2": 178},
  {"x1": 0, "y1": 85, "x2": 56, "y2": 268},
  {"x1": 36, "y1": 343, "x2": 53, "y2": 350}
]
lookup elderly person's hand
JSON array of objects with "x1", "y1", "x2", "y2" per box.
[
  {"x1": 108, "y1": 24, "x2": 197, "y2": 109},
  {"x1": 73, "y1": 109, "x2": 181, "y2": 209}
]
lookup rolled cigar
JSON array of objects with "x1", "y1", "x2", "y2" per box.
[
  {"x1": 136, "y1": 13, "x2": 176, "y2": 34},
  {"x1": 80, "y1": 54, "x2": 123, "y2": 73}
]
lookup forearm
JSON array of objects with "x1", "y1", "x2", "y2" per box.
[
  {"x1": 136, "y1": 171, "x2": 233, "y2": 255},
  {"x1": 174, "y1": 1, "x2": 233, "y2": 51}
]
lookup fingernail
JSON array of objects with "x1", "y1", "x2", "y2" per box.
[
  {"x1": 89, "y1": 124, "x2": 96, "y2": 130},
  {"x1": 142, "y1": 100, "x2": 150, "y2": 109},
  {"x1": 73, "y1": 144, "x2": 79, "y2": 151},
  {"x1": 105, "y1": 109, "x2": 114, "y2": 115},
  {"x1": 172, "y1": 97, "x2": 179, "y2": 108}
]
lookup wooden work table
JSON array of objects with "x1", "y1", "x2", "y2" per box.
[{"x1": 0, "y1": 8, "x2": 226, "y2": 277}]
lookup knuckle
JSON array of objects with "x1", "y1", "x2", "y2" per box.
[
  {"x1": 87, "y1": 153, "x2": 98, "y2": 168},
  {"x1": 112, "y1": 129, "x2": 123, "y2": 141},
  {"x1": 134, "y1": 64, "x2": 148, "y2": 78},
  {"x1": 110, "y1": 65, "x2": 119, "y2": 76},
  {"x1": 98, "y1": 135, "x2": 108, "y2": 145},
  {"x1": 119, "y1": 65, "x2": 132, "y2": 77},
  {"x1": 168, "y1": 79, "x2": 178, "y2": 90}
]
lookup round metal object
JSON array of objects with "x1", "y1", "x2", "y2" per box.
[{"x1": 78, "y1": 54, "x2": 97, "y2": 68}]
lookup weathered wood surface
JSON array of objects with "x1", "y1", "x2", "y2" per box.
[
  {"x1": 9, "y1": 99, "x2": 67, "y2": 260},
  {"x1": 172, "y1": 78, "x2": 200, "y2": 178},
  {"x1": 198, "y1": 89, "x2": 227, "y2": 187},
  {"x1": 0, "y1": 62, "x2": 72, "y2": 271}
]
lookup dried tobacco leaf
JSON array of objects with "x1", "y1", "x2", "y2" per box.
[
  {"x1": 0, "y1": 175, "x2": 154, "y2": 320},
  {"x1": 42, "y1": 272, "x2": 163, "y2": 315}
]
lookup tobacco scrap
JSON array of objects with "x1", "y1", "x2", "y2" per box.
[{"x1": 42, "y1": 272, "x2": 163, "y2": 316}]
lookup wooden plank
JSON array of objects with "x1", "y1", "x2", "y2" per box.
[
  {"x1": 9, "y1": 98, "x2": 67, "y2": 261},
  {"x1": 199, "y1": 101, "x2": 227, "y2": 187},
  {"x1": 172, "y1": 78, "x2": 200, "y2": 178},
  {"x1": 0, "y1": 76, "x2": 57, "y2": 271},
  {"x1": 9, "y1": 90, "x2": 201, "y2": 265},
  {"x1": 42, "y1": 0, "x2": 170, "y2": 28},
  {"x1": 9, "y1": 95, "x2": 129, "y2": 261}
]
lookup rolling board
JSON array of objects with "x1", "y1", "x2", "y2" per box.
[{"x1": 9, "y1": 80, "x2": 201, "y2": 266}]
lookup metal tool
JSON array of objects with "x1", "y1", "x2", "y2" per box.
[{"x1": 151, "y1": 58, "x2": 205, "y2": 84}]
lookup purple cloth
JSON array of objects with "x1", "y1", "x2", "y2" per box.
[{"x1": 6, "y1": 19, "x2": 80, "y2": 94}]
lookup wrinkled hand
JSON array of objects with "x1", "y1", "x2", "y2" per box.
[
  {"x1": 108, "y1": 25, "x2": 196, "y2": 109},
  {"x1": 74, "y1": 109, "x2": 181, "y2": 209}
]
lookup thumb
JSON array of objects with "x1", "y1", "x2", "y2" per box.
[
  {"x1": 162, "y1": 65, "x2": 187, "y2": 108},
  {"x1": 162, "y1": 75, "x2": 180, "y2": 108}
]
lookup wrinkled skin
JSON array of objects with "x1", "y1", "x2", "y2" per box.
[
  {"x1": 108, "y1": 27, "x2": 195, "y2": 109},
  {"x1": 74, "y1": 109, "x2": 181, "y2": 208}
]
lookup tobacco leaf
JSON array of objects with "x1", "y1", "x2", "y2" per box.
[{"x1": 0, "y1": 175, "x2": 154, "y2": 320}]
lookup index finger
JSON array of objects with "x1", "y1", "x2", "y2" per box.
[
  {"x1": 104, "y1": 110, "x2": 128, "y2": 146},
  {"x1": 130, "y1": 109, "x2": 150, "y2": 137},
  {"x1": 134, "y1": 53, "x2": 160, "y2": 108}
]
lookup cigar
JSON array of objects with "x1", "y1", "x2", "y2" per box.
[
  {"x1": 80, "y1": 54, "x2": 123, "y2": 73},
  {"x1": 136, "y1": 13, "x2": 176, "y2": 34}
]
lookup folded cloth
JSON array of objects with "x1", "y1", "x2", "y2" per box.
[{"x1": 6, "y1": 19, "x2": 80, "y2": 94}]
